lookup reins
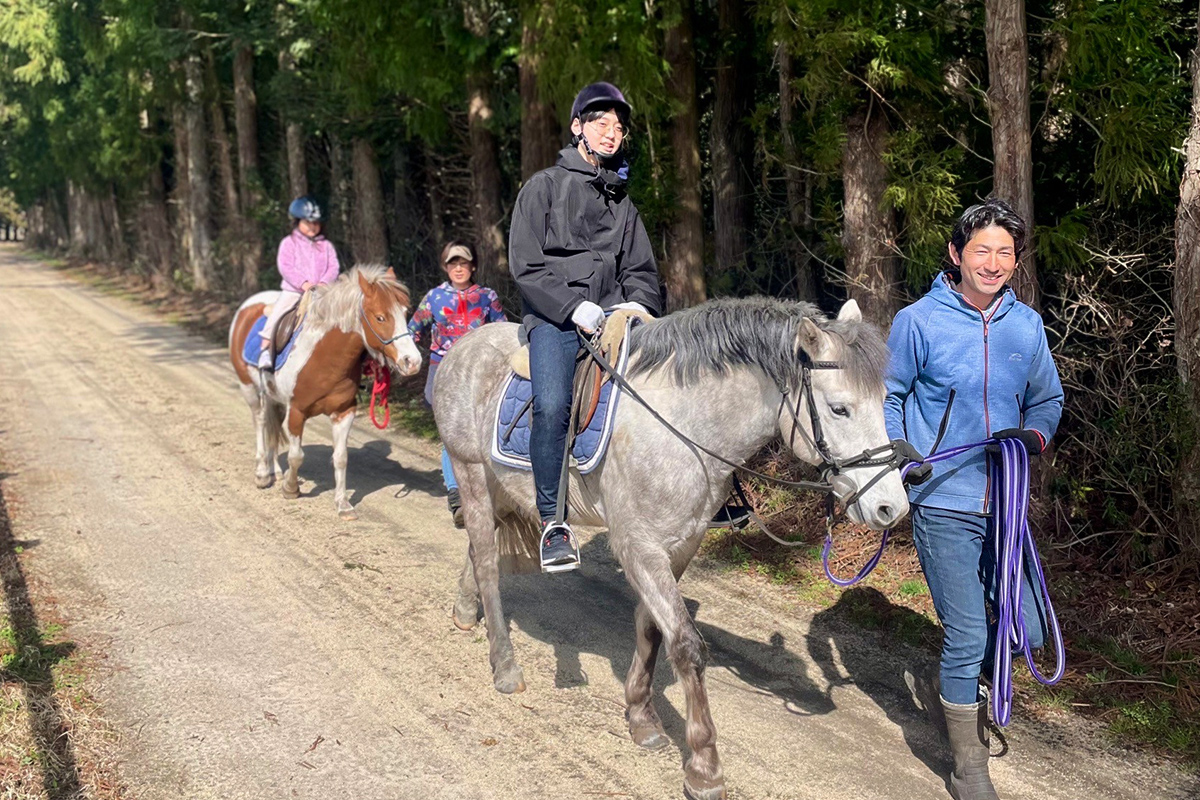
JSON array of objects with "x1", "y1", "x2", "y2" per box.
[
  {"x1": 358, "y1": 297, "x2": 411, "y2": 430},
  {"x1": 576, "y1": 330, "x2": 904, "y2": 511}
]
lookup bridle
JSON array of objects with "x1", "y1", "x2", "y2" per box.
[
  {"x1": 784, "y1": 351, "x2": 904, "y2": 512},
  {"x1": 359, "y1": 301, "x2": 413, "y2": 351}
]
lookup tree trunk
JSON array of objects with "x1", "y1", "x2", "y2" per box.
[
  {"x1": 985, "y1": 0, "x2": 1039, "y2": 310},
  {"x1": 662, "y1": 0, "x2": 706, "y2": 311},
  {"x1": 518, "y1": 7, "x2": 560, "y2": 181},
  {"x1": 842, "y1": 107, "x2": 900, "y2": 332},
  {"x1": 171, "y1": 104, "x2": 192, "y2": 271},
  {"x1": 424, "y1": 145, "x2": 446, "y2": 252},
  {"x1": 136, "y1": 163, "x2": 175, "y2": 288},
  {"x1": 233, "y1": 43, "x2": 263, "y2": 292},
  {"x1": 710, "y1": 0, "x2": 755, "y2": 276},
  {"x1": 99, "y1": 185, "x2": 127, "y2": 263},
  {"x1": 329, "y1": 135, "x2": 351, "y2": 252},
  {"x1": 779, "y1": 42, "x2": 817, "y2": 301},
  {"x1": 1173, "y1": 4, "x2": 1200, "y2": 556},
  {"x1": 466, "y1": 71, "x2": 508, "y2": 289},
  {"x1": 184, "y1": 51, "x2": 214, "y2": 291},
  {"x1": 278, "y1": 50, "x2": 308, "y2": 199},
  {"x1": 207, "y1": 56, "x2": 241, "y2": 229},
  {"x1": 351, "y1": 137, "x2": 389, "y2": 264}
]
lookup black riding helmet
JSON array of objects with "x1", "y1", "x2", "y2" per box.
[{"x1": 570, "y1": 81, "x2": 632, "y2": 123}]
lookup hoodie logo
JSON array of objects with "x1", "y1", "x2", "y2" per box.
[{"x1": 1009, "y1": 352, "x2": 1023, "y2": 362}]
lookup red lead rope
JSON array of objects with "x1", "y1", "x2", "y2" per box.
[{"x1": 362, "y1": 359, "x2": 391, "y2": 429}]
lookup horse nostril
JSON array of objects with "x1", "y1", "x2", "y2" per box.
[{"x1": 877, "y1": 504, "x2": 894, "y2": 524}]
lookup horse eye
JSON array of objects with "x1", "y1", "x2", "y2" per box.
[
  {"x1": 376, "y1": 314, "x2": 386, "y2": 323},
  {"x1": 830, "y1": 404, "x2": 850, "y2": 418}
]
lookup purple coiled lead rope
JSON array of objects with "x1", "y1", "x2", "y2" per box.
[{"x1": 822, "y1": 437, "x2": 1065, "y2": 726}]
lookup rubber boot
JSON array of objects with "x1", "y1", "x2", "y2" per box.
[{"x1": 942, "y1": 698, "x2": 999, "y2": 800}]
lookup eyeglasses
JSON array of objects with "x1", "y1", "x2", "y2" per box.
[{"x1": 585, "y1": 118, "x2": 627, "y2": 140}]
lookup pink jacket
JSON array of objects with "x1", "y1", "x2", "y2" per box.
[{"x1": 277, "y1": 229, "x2": 340, "y2": 293}]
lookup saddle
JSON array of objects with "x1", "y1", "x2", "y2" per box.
[
  {"x1": 264, "y1": 291, "x2": 313, "y2": 353},
  {"x1": 509, "y1": 307, "x2": 653, "y2": 434}
]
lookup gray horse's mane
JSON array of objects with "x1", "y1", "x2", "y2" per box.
[
  {"x1": 627, "y1": 296, "x2": 888, "y2": 394},
  {"x1": 307, "y1": 264, "x2": 411, "y2": 335}
]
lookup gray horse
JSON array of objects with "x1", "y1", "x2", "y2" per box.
[{"x1": 433, "y1": 296, "x2": 909, "y2": 800}]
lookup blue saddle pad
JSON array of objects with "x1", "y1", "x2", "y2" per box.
[
  {"x1": 491, "y1": 323, "x2": 633, "y2": 474},
  {"x1": 241, "y1": 315, "x2": 302, "y2": 371}
]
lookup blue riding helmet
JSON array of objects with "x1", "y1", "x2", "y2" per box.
[{"x1": 288, "y1": 196, "x2": 322, "y2": 223}]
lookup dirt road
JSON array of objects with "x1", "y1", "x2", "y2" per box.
[{"x1": 0, "y1": 246, "x2": 1192, "y2": 800}]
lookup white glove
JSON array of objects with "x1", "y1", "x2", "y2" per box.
[
  {"x1": 570, "y1": 301, "x2": 606, "y2": 333},
  {"x1": 611, "y1": 301, "x2": 649, "y2": 314}
]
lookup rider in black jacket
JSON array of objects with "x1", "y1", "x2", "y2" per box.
[{"x1": 509, "y1": 81, "x2": 663, "y2": 572}]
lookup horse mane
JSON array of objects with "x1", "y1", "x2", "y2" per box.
[
  {"x1": 627, "y1": 296, "x2": 888, "y2": 395},
  {"x1": 305, "y1": 264, "x2": 412, "y2": 335}
]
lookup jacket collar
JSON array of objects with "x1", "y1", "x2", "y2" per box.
[
  {"x1": 556, "y1": 145, "x2": 628, "y2": 200},
  {"x1": 928, "y1": 271, "x2": 1016, "y2": 321},
  {"x1": 292, "y1": 228, "x2": 327, "y2": 244},
  {"x1": 439, "y1": 281, "x2": 479, "y2": 293}
]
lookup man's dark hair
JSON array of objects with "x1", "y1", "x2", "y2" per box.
[{"x1": 949, "y1": 197, "x2": 1027, "y2": 259}]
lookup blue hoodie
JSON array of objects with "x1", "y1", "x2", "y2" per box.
[{"x1": 884, "y1": 273, "x2": 1064, "y2": 514}]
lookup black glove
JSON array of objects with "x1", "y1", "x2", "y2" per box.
[
  {"x1": 987, "y1": 427, "x2": 1044, "y2": 455},
  {"x1": 893, "y1": 439, "x2": 932, "y2": 486}
]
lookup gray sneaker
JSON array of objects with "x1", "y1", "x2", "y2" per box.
[{"x1": 540, "y1": 521, "x2": 580, "y2": 573}]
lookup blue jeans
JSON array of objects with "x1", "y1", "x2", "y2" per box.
[
  {"x1": 911, "y1": 504, "x2": 1049, "y2": 705},
  {"x1": 529, "y1": 323, "x2": 580, "y2": 521},
  {"x1": 423, "y1": 357, "x2": 457, "y2": 491}
]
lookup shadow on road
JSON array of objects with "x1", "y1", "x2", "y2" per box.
[
  {"x1": 500, "y1": 535, "x2": 838, "y2": 758},
  {"x1": 808, "y1": 587, "x2": 950, "y2": 784},
  {"x1": 297, "y1": 439, "x2": 443, "y2": 502},
  {"x1": 0, "y1": 476, "x2": 83, "y2": 799}
]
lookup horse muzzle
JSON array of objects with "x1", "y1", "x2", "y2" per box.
[{"x1": 830, "y1": 473, "x2": 908, "y2": 531}]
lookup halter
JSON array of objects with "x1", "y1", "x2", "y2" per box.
[{"x1": 359, "y1": 302, "x2": 413, "y2": 348}]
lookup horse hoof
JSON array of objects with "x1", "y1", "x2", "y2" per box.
[
  {"x1": 280, "y1": 485, "x2": 300, "y2": 499},
  {"x1": 493, "y1": 665, "x2": 526, "y2": 695},
  {"x1": 452, "y1": 606, "x2": 478, "y2": 631},
  {"x1": 682, "y1": 776, "x2": 726, "y2": 800},
  {"x1": 630, "y1": 723, "x2": 669, "y2": 751},
  {"x1": 338, "y1": 508, "x2": 358, "y2": 521},
  {"x1": 256, "y1": 475, "x2": 274, "y2": 489}
]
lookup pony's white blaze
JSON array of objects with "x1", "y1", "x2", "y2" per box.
[{"x1": 380, "y1": 299, "x2": 421, "y2": 376}]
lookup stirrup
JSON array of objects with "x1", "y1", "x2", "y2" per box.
[{"x1": 708, "y1": 502, "x2": 751, "y2": 530}]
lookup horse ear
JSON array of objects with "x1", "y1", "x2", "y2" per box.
[
  {"x1": 385, "y1": 266, "x2": 396, "y2": 279},
  {"x1": 797, "y1": 317, "x2": 826, "y2": 359},
  {"x1": 837, "y1": 299, "x2": 862, "y2": 323},
  {"x1": 357, "y1": 269, "x2": 372, "y2": 296}
]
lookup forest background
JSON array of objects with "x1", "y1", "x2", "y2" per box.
[{"x1": 2, "y1": 0, "x2": 1200, "y2": 761}]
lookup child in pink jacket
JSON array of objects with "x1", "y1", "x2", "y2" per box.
[{"x1": 258, "y1": 196, "x2": 341, "y2": 370}]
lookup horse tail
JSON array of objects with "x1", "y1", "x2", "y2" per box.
[
  {"x1": 263, "y1": 398, "x2": 288, "y2": 454},
  {"x1": 495, "y1": 509, "x2": 542, "y2": 575}
]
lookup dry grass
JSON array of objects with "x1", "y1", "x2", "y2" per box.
[{"x1": 1, "y1": 480, "x2": 128, "y2": 800}]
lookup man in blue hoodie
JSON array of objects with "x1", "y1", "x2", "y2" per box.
[{"x1": 885, "y1": 198, "x2": 1063, "y2": 800}]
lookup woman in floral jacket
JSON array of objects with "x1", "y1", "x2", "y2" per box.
[{"x1": 408, "y1": 241, "x2": 507, "y2": 525}]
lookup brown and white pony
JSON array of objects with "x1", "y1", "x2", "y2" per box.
[{"x1": 228, "y1": 265, "x2": 421, "y2": 519}]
